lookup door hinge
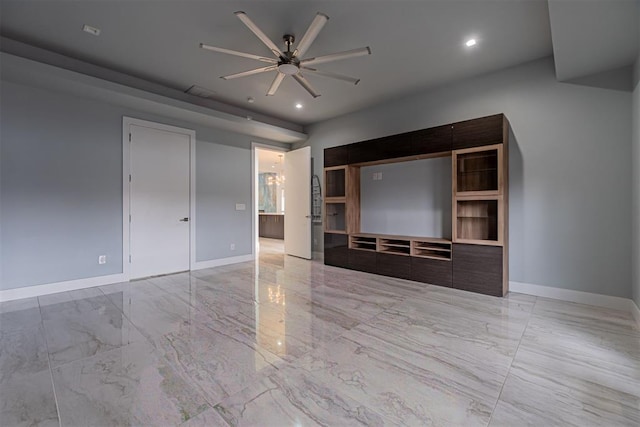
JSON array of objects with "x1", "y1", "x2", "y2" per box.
[
  {"x1": 129, "y1": 174, "x2": 131, "y2": 182},
  {"x1": 129, "y1": 255, "x2": 131, "y2": 263},
  {"x1": 129, "y1": 214, "x2": 131, "y2": 223},
  {"x1": 129, "y1": 133, "x2": 131, "y2": 142}
]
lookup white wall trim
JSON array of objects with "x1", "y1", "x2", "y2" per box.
[
  {"x1": 0, "y1": 273, "x2": 126, "y2": 302},
  {"x1": 192, "y1": 254, "x2": 255, "y2": 271},
  {"x1": 510, "y1": 281, "x2": 636, "y2": 314},
  {"x1": 122, "y1": 117, "x2": 197, "y2": 279}
]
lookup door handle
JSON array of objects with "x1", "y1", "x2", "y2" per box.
[
  {"x1": 305, "y1": 215, "x2": 312, "y2": 218},
  {"x1": 179, "y1": 217, "x2": 189, "y2": 222}
]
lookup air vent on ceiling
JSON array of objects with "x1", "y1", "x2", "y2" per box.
[{"x1": 185, "y1": 85, "x2": 216, "y2": 99}]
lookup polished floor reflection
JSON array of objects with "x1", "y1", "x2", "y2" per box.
[{"x1": 1, "y1": 239, "x2": 639, "y2": 426}]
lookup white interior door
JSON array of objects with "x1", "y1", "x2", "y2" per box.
[
  {"x1": 284, "y1": 146, "x2": 312, "y2": 259},
  {"x1": 130, "y1": 124, "x2": 191, "y2": 279}
]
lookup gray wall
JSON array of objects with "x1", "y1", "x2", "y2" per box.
[
  {"x1": 360, "y1": 157, "x2": 451, "y2": 238},
  {"x1": 195, "y1": 142, "x2": 251, "y2": 261},
  {"x1": 0, "y1": 79, "x2": 283, "y2": 290},
  {"x1": 300, "y1": 57, "x2": 632, "y2": 299},
  {"x1": 632, "y1": 53, "x2": 640, "y2": 309}
]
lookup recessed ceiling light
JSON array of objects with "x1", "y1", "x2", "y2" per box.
[
  {"x1": 465, "y1": 38, "x2": 477, "y2": 47},
  {"x1": 247, "y1": 97, "x2": 255, "y2": 103},
  {"x1": 82, "y1": 24, "x2": 101, "y2": 36},
  {"x1": 295, "y1": 103, "x2": 303, "y2": 109}
]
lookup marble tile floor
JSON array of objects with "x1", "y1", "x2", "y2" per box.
[{"x1": 1, "y1": 241, "x2": 639, "y2": 426}]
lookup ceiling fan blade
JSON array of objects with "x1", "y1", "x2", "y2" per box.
[
  {"x1": 301, "y1": 67, "x2": 360, "y2": 85},
  {"x1": 266, "y1": 72, "x2": 286, "y2": 96},
  {"x1": 292, "y1": 12, "x2": 329, "y2": 58},
  {"x1": 293, "y1": 73, "x2": 320, "y2": 98},
  {"x1": 199, "y1": 44, "x2": 277, "y2": 63},
  {"x1": 221, "y1": 65, "x2": 277, "y2": 80},
  {"x1": 300, "y1": 47, "x2": 371, "y2": 66},
  {"x1": 234, "y1": 11, "x2": 283, "y2": 58}
]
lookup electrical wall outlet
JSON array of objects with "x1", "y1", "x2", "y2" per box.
[
  {"x1": 230, "y1": 243, "x2": 235, "y2": 251},
  {"x1": 372, "y1": 172, "x2": 383, "y2": 181},
  {"x1": 98, "y1": 255, "x2": 107, "y2": 264}
]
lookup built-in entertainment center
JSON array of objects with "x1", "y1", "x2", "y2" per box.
[{"x1": 323, "y1": 114, "x2": 509, "y2": 297}]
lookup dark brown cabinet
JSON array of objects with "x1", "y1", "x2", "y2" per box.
[
  {"x1": 348, "y1": 249, "x2": 377, "y2": 274},
  {"x1": 259, "y1": 214, "x2": 284, "y2": 239},
  {"x1": 324, "y1": 113, "x2": 509, "y2": 297},
  {"x1": 452, "y1": 114, "x2": 505, "y2": 150},
  {"x1": 411, "y1": 257, "x2": 452, "y2": 288},
  {"x1": 410, "y1": 124, "x2": 452, "y2": 155},
  {"x1": 452, "y1": 244, "x2": 504, "y2": 296},
  {"x1": 348, "y1": 134, "x2": 414, "y2": 164},
  {"x1": 324, "y1": 233, "x2": 349, "y2": 268},
  {"x1": 377, "y1": 252, "x2": 412, "y2": 280},
  {"x1": 324, "y1": 145, "x2": 349, "y2": 167}
]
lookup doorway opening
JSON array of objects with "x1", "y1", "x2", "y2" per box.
[{"x1": 255, "y1": 147, "x2": 287, "y2": 257}]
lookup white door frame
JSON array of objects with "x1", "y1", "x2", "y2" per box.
[
  {"x1": 251, "y1": 142, "x2": 288, "y2": 255},
  {"x1": 122, "y1": 117, "x2": 196, "y2": 280}
]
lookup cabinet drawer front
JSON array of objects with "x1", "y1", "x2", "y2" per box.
[
  {"x1": 348, "y1": 249, "x2": 377, "y2": 274},
  {"x1": 452, "y1": 244, "x2": 503, "y2": 296},
  {"x1": 377, "y1": 252, "x2": 412, "y2": 280},
  {"x1": 411, "y1": 257, "x2": 452, "y2": 287}
]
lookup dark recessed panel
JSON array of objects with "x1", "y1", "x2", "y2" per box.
[
  {"x1": 452, "y1": 244, "x2": 503, "y2": 296},
  {"x1": 377, "y1": 252, "x2": 412, "y2": 280},
  {"x1": 324, "y1": 146, "x2": 349, "y2": 167},
  {"x1": 410, "y1": 124, "x2": 452, "y2": 155},
  {"x1": 411, "y1": 257, "x2": 452, "y2": 288},
  {"x1": 348, "y1": 249, "x2": 377, "y2": 274},
  {"x1": 324, "y1": 233, "x2": 349, "y2": 268},
  {"x1": 452, "y1": 114, "x2": 504, "y2": 150}
]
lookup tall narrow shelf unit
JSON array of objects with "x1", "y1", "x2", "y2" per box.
[{"x1": 323, "y1": 114, "x2": 509, "y2": 297}]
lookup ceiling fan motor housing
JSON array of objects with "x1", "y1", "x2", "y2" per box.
[{"x1": 278, "y1": 35, "x2": 300, "y2": 75}]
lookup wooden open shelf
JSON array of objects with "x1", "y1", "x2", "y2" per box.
[
  {"x1": 349, "y1": 233, "x2": 452, "y2": 261},
  {"x1": 325, "y1": 202, "x2": 346, "y2": 233},
  {"x1": 454, "y1": 198, "x2": 502, "y2": 245}
]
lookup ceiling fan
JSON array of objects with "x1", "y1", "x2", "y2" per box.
[{"x1": 200, "y1": 11, "x2": 371, "y2": 98}]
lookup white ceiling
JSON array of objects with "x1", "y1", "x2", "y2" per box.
[
  {"x1": 0, "y1": 0, "x2": 553, "y2": 126},
  {"x1": 549, "y1": 0, "x2": 639, "y2": 82},
  {"x1": 0, "y1": 1, "x2": 636, "y2": 128}
]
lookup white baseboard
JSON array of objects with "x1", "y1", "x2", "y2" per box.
[
  {"x1": 631, "y1": 300, "x2": 640, "y2": 329},
  {"x1": 192, "y1": 254, "x2": 254, "y2": 271},
  {"x1": 0, "y1": 273, "x2": 127, "y2": 302},
  {"x1": 510, "y1": 281, "x2": 636, "y2": 314}
]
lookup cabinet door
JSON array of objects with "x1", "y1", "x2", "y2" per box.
[
  {"x1": 348, "y1": 249, "x2": 377, "y2": 274},
  {"x1": 452, "y1": 114, "x2": 504, "y2": 150},
  {"x1": 410, "y1": 124, "x2": 452, "y2": 155},
  {"x1": 324, "y1": 233, "x2": 349, "y2": 268},
  {"x1": 348, "y1": 134, "x2": 413, "y2": 164},
  {"x1": 411, "y1": 257, "x2": 452, "y2": 288},
  {"x1": 377, "y1": 252, "x2": 412, "y2": 280},
  {"x1": 452, "y1": 244, "x2": 504, "y2": 296},
  {"x1": 324, "y1": 146, "x2": 349, "y2": 167}
]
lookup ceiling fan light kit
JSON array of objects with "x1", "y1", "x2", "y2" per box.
[{"x1": 200, "y1": 11, "x2": 371, "y2": 98}]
